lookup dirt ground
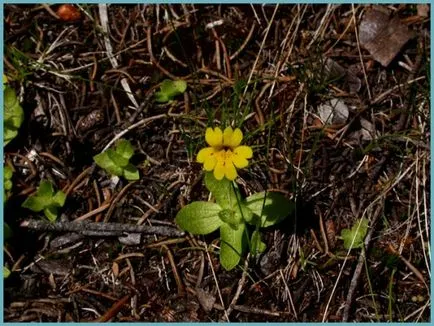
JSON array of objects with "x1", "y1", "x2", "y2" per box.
[{"x1": 3, "y1": 4, "x2": 430, "y2": 322}]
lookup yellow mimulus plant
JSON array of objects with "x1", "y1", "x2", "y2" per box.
[
  {"x1": 176, "y1": 125, "x2": 293, "y2": 271},
  {"x1": 197, "y1": 127, "x2": 253, "y2": 180}
]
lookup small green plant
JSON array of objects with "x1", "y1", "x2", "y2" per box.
[
  {"x1": 3, "y1": 266, "x2": 11, "y2": 279},
  {"x1": 4, "y1": 224, "x2": 13, "y2": 279},
  {"x1": 4, "y1": 75, "x2": 24, "y2": 146},
  {"x1": 154, "y1": 79, "x2": 187, "y2": 103},
  {"x1": 176, "y1": 127, "x2": 294, "y2": 270},
  {"x1": 4, "y1": 166, "x2": 13, "y2": 202},
  {"x1": 340, "y1": 217, "x2": 369, "y2": 249},
  {"x1": 93, "y1": 139, "x2": 139, "y2": 181},
  {"x1": 21, "y1": 180, "x2": 66, "y2": 222}
]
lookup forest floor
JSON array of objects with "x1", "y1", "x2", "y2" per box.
[{"x1": 3, "y1": 4, "x2": 431, "y2": 322}]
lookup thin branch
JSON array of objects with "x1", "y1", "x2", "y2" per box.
[{"x1": 21, "y1": 219, "x2": 184, "y2": 237}]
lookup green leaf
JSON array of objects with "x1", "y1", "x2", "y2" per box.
[
  {"x1": 340, "y1": 217, "x2": 369, "y2": 249},
  {"x1": 4, "y1": 166, "x2": 13, "y2": 179},
  {"x1": 4, "y1": 179, "x2": 12, "y2": 190},
  {"x1": 21, "y1": 180, "x2": 66, "y2": 222},
  {"x1": 115, "y1": 139, "x2": 134, "y2": 160},
  {"x1": 93, "y1": 139, "x2": 139, "y2": 180},
  {"x1": 4, "y1": 85, "x2": 24, "y2": 146},
  {"x1": 123, "y1": 163, "x2": 140, "y2": 181},
  {"x1": 204, "y1": 172, "x2": 239, "y2": 209},
  {"x1": 37, "y1": 180, "x2": 55, "y2": 200},
  {"x1": 245, "y1": 192, "x2": 294, "y2": 228},
  {"x1": 52, "y1": 191, "x2": 67, "y2": 207},
  {"x1": 154, "y1": 93, "x2": 169, "y2": 103},
  {"x1": 93, "y1": 151, "x2": 123, "y2": 176},
  {"x1": 22, "y1": 195, "x2": 46, "y2": 212},
  {"x1": 44, "y1": 206, "x2": 58, "y2": 223},
  {"x1": 108, "y1": 149, "x2": 129, "y2": 167},
  {"x1": 154, "y1": 79, "x2": 187, "y2": 103},
  {"x1": 4, "y1": 223, "x2": 13, "y2": 241},
  {"x1": 4, "y1": 166, "x2": 14, "y2": 202},
  {"x1": 220, "y1": 222, "x2": 245, "y2": 271},
  {"x1": 176, "y1": 201, "x2": 223, "y2": 235},
  {"x1": 4, "y1": 128, "x2": 19, "y2": 146},
  {"x1": 250, "y1": 230, "x2": 266, "y2": 255},
  {"x1": 218, "y1": 209, "x2": 242, "y2": 228},
  {"x1": 4, "y1": 266, "x2": 11, "y2": 279},
  {"x1": 233, "y1": 201, "x2": 253, "y2": 223}
]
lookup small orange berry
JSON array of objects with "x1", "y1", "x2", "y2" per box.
[{"x1": 57, "y1": 4, "x2": 81, "y2": 22}]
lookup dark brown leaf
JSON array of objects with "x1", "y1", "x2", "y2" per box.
[{"x1": 359, "y1": 9, "x2": 415, "y2": 66}]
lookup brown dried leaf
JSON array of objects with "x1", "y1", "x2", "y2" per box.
[
  {"x1": 417, "y1": 4, "x2": 429, "y2": 18},
  {"x1": 112, "y1": 262, "x2": 119, "y2": 278},
  {"x1": 325, "y1": 219, "x2": 336, "y2": 249},
  {"x1": 195, "y1": 288, "x2": 216, "y2": 312},
  {"x1": 359, "y1": 9, "x2": 415, "y2": 67}
]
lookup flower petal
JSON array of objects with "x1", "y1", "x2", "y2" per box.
[
  {"x1": 234, "y1": 145, "x2": 253, "y2": 159},
  {"x1": 223, "y1": 127, "x2": 243, "y2": 148},
  {"x1": 230, "y1": 128, "x2": 243, "y2": 148},
  {"x1": 213, "y1": 159, "x2": 225, "y2": 180},
  {"x1": 223, "y1": 127, "x2": 233, "y2": 146},
  {"x1": 205, "y1": 127, "x2": 223, "y2": 147},
  {"x1": 203, "y1": 155, "x2": 217, "y2": 171},
  {"x1": 197, "y1": 147, "x2": 214, "y2": 163},
  {"x1": 224, "y1": 162, "x2": 237, "y2": 180},
  {"x1": 232, "y1": 152, "x2": 249, "y2": 168}
]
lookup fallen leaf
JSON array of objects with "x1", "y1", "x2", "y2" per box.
[
  {"x1": 359, "y1": 8, "x2": 415, "y2": 67},
  {"x1": 318, "y1": 98, "x2": 349, "y2": 125},
  {"x1": 348, "y1": 117, "x2": 379, "y2": 142},
  {"x1": 417, "y1": 4, "x2": 429, "y2": 18},
  {"x1": 195, "y1": 288, "x2": 216, "y2": 312}
]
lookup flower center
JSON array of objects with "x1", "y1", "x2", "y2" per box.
[{"x1": 216, "y1": 149, "x2": 234, "y2": 166}]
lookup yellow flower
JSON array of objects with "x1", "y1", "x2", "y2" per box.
[{"x1": 197, "y1": 127, "x2": 253, "y2": 181}]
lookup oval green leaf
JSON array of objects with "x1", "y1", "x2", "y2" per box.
[
  {"x1": 176, "y1": 201, "x2": 223, "y2": 235},
  {"x1": 220, "y1": 222, "x2": 246, "y2": 271},
  {"x1": 245, "y1": 192, "x2": 294, "y2": 228},
  {"x1": 115, "y1": 139, "x2": 135, "y2": 160}
]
